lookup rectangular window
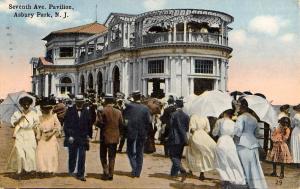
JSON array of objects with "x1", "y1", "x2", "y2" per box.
[
  {"x1": 148, "y1": 60, "x2": 164, "y2": 74},
  {"x1": 59, "y1": 47, "x2": 73, "y2": 57},
  {"x1": 195, "y1": 59, "x2": 213, "y2": 74}
]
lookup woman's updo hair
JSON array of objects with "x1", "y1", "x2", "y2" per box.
[{"x1": 239, "y1": 98, "x2": 248, "y2": 109}]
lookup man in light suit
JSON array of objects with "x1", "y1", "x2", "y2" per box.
[
  {"x1": 64, "y1": 95, "x2": 93, "y2": 181},
  {"x1": 123, "y1": 91, "x2": 151, "y2": 177}
]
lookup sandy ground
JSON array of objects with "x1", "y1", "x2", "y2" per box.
[{"x1": 0, "y1": 123, "x2": 299, "y2": 189}]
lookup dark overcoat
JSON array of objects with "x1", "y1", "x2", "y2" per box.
[
  {"x1": 123, "y1": 102, "x2": 151, "y2": 140},
  {"x1": 63, "y1": 105, "x2": 93, "y2": 149},
  {"x1": 167, "y1": 109, "x2": 189, "y2": 145}
]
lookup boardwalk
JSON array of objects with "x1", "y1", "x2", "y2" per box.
[{"x1": 0, "y1": 123, "x2": 299, "y2": 189}]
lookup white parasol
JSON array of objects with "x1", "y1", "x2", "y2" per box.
[
  {"x1": 187, "y1": 90, "x2": 233, "y2": 117},
  {"x1": 0, "y1": 91, "x2": 35, "y2": 125},
  {"x1": 244, "y1": 95, "x2": 277, "y2": 129}
]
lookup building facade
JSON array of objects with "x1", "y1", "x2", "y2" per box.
[{"x1": 31, "y1": 9, "x2": 234, "y2": 98}]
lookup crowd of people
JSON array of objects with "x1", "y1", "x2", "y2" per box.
[{"x1": 2, "y1": 90, "x2": 300, "y2": 189}]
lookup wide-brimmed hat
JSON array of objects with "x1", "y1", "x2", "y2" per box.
[
  {"x1": 40, "y1": 98, "x2": 56, "y2": 110},
  {"x1": 293, "y1": 104, "x2": 300, "y2": 112},
  {"x1": 19, "y1": 96, "x2": 33, "y2": 106}
]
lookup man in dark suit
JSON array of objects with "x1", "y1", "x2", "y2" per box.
[
  {"x1": 160, "y1": 95, "x2": 176, "y2": 156},
  {"x1": 168, "y1": 99, "x2": 189, "y2": 182},
  {"x1": 123, "y1": 91, "x2": 151, "y2": 177},
  {"x1": 64, "y1": 95, "x2": 93, "y2": 181},
  {"x1": 96, "y1": 94, "x2": 123, "y2": 181}
]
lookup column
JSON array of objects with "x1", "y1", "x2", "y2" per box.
[
  {"x1": 51, "y1": 74, "x2": 56, "y2": 95},
  {"x1": 189, "y1": 78, "x2": 194, "y2": 94},
  {"x1": 122, "y1": 61, "x2": 129, "y2": 96},
  {"x1": 220, "y1": 59, "x2": 226, "y2": 91},
  {"x1": 183, "y1": 21, "x2": 187, "y2": 42},
  {"x1": 165, "y1": 78, "x2": 169, "y2": 94},
  {"x1": 75, "y1": 73, "x2": 79, "y2": 95},
  {"x1": 35, "y1": 79, "x2": 39, "y2": 96},
  {"x1": 138, "y1": 59, "x2": 143, "y2": 91},
  {"x1": 214, "y1": 80, "x2": 219, "y2": 90},
  {"x1": 123, "y1": 23, "x2": 127, "y2": 47},
  {"x1": 44, "y1": 74, "x2": 49, "y2": 97},
  {"x1": 189, "y1": 28, "x2": 192, "y2": 42},
  {"x1": 170, "y1": 57, "x2": 176, "y2": 93},
  {"x1": 221, "y1": 21, "x2": 224, "y2": 45},
  {"x1": 142, "y1": 79, "x2": 147, "y2": 96},
  {"x1": 168, "y1": 31, "x2": 172, "y2": 43},
  {"x1": 173, "y1": 23, "x2": 177, "y2": 43},
  {"x1": 181, "y1": 57, "x2": 188, "y2": 96}
]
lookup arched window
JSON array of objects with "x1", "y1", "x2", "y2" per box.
[
  {"x1": 80, "y1": 75, "x2": 85, "y2": 94},
  {"x1": 61, "y1": 77, "x2": 72, "y2": 83},
  {"x1": 88, "y1": 73, "x2": 93, "y2": 89},
  {"x1": 112, "y1": 66, "x2": 120, "y2": 95},
  {"x1": 97, "y1": 72, "x2": 103, "y2": 95}
]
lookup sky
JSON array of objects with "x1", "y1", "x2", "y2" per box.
[{"x1": 0, "y1": 0, "x2": 299, "y2": 105}]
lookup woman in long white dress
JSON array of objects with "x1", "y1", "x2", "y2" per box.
[
  {"x1": 290, "y1": 104, "x2": 300, "y2": 165},
  {"x1": 36, "y1": 100, "x2": 61, "y2": 174},
  {"x1": 185, "y1": 114, "x2": 216, "y2": 180},
  {"x1": 213, "y1": 110, "x2": 246, "y2": 186},
  {"x1": 8, "y1": 96, "x2": 39, "y2": 174}
]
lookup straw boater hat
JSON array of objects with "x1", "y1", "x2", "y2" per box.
[{"x1": 293, "y1": 104, "x2": 300, "y2": 112}]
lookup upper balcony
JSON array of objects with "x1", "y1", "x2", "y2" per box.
[{"x1": 76, "y1": 9, "x2": 233, "y2": 64}]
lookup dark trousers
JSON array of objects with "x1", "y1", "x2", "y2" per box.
[
  {"x1": 100, "y1": 143, "x2": 117, "y2": 177},
  {"x1": 169, "y1": 144, "x2": 186, "y2": 176},
  {"x1": 118, "y1": 136, "x2": 126, "y2": 152},
  {"x1": 127, "y1": 138, "x2": 145, "y2": 177},
  {"x1": 68, "y1": 144, "x2": 87, "y2": 177}
]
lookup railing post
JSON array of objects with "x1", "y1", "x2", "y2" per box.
[
  {"x1": 173, "y1": 23, "x2": 177, "y2": 43},
  {"x1": 184, "y1": 21, "x2": 187, "y2": 42}
]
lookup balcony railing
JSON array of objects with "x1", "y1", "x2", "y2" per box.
[
  {"x1": 141, "y1": 32, "x2": 225, "y2": 46},
  {"x1": 77, "y1": 32, "x2": 229, "y2": 64}
]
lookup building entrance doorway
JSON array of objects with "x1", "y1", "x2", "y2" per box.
[
  {"x1": 147, "y1": 78, "x2": 165, "y2": 98},
  {"x1": 194, "y1": 78, "x2": 214, "y2": 95}
]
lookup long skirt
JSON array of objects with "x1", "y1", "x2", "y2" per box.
[
  {"x1": 186, "y1": 130, "x2": 216, "y2": 172},
  {"x1": 215, "y1": 136, "x2": 246, "y2": 185},
  {"x1": 290, "y1": 127, "x2": 300, "y2": 163},
  {"x1": 7, "y1": 129, "x2": 37, "y2": 173},
  {"x1": 237, "y1": 146, "x2": 268, "y2": 189},
  {"x1": 36, "y1": 136, "x2": 59, "y2": 173}
]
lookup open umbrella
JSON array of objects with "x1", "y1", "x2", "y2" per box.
[
  {"x1": 182, "y1": 93, "x2": 199, "y2": 115},
  {"x1": 187, "y1": 90, "x2": 233, "y2": 117},
  {"x1": 0, "y1": 91, "x2": 35, "y2": 125},
  {"x1": 243, "y1": 95, "x2": 277, "y2": 129}
]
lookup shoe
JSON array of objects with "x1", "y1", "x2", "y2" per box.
[
  {"x1": 117, "y1": 149, "x2": 122, "y2": 153},
  {"x1": 108, "y1": 176, "x2": 113, "y2": 180},
  {"x1": 101, "y1": 174, "x2": 109, "y2": 180},
  {"x1": 76, "y1": 176, "x2": 86, "y2": 181},
  {"x1": 199, "y1": 172, "x2": 205, "y2": 181},
  {"x1": 270, "y1": 172, "x2": 277, "y2": 177},
  {"x1": 279, "y1": 173, "x2": 284, "y2": 179},
  {"x1": 181, "y1": 172, "x2": 187, "y2": 182},
  {"x1": 69, "y1": 172, "x2": 76, "y2": 177}
]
